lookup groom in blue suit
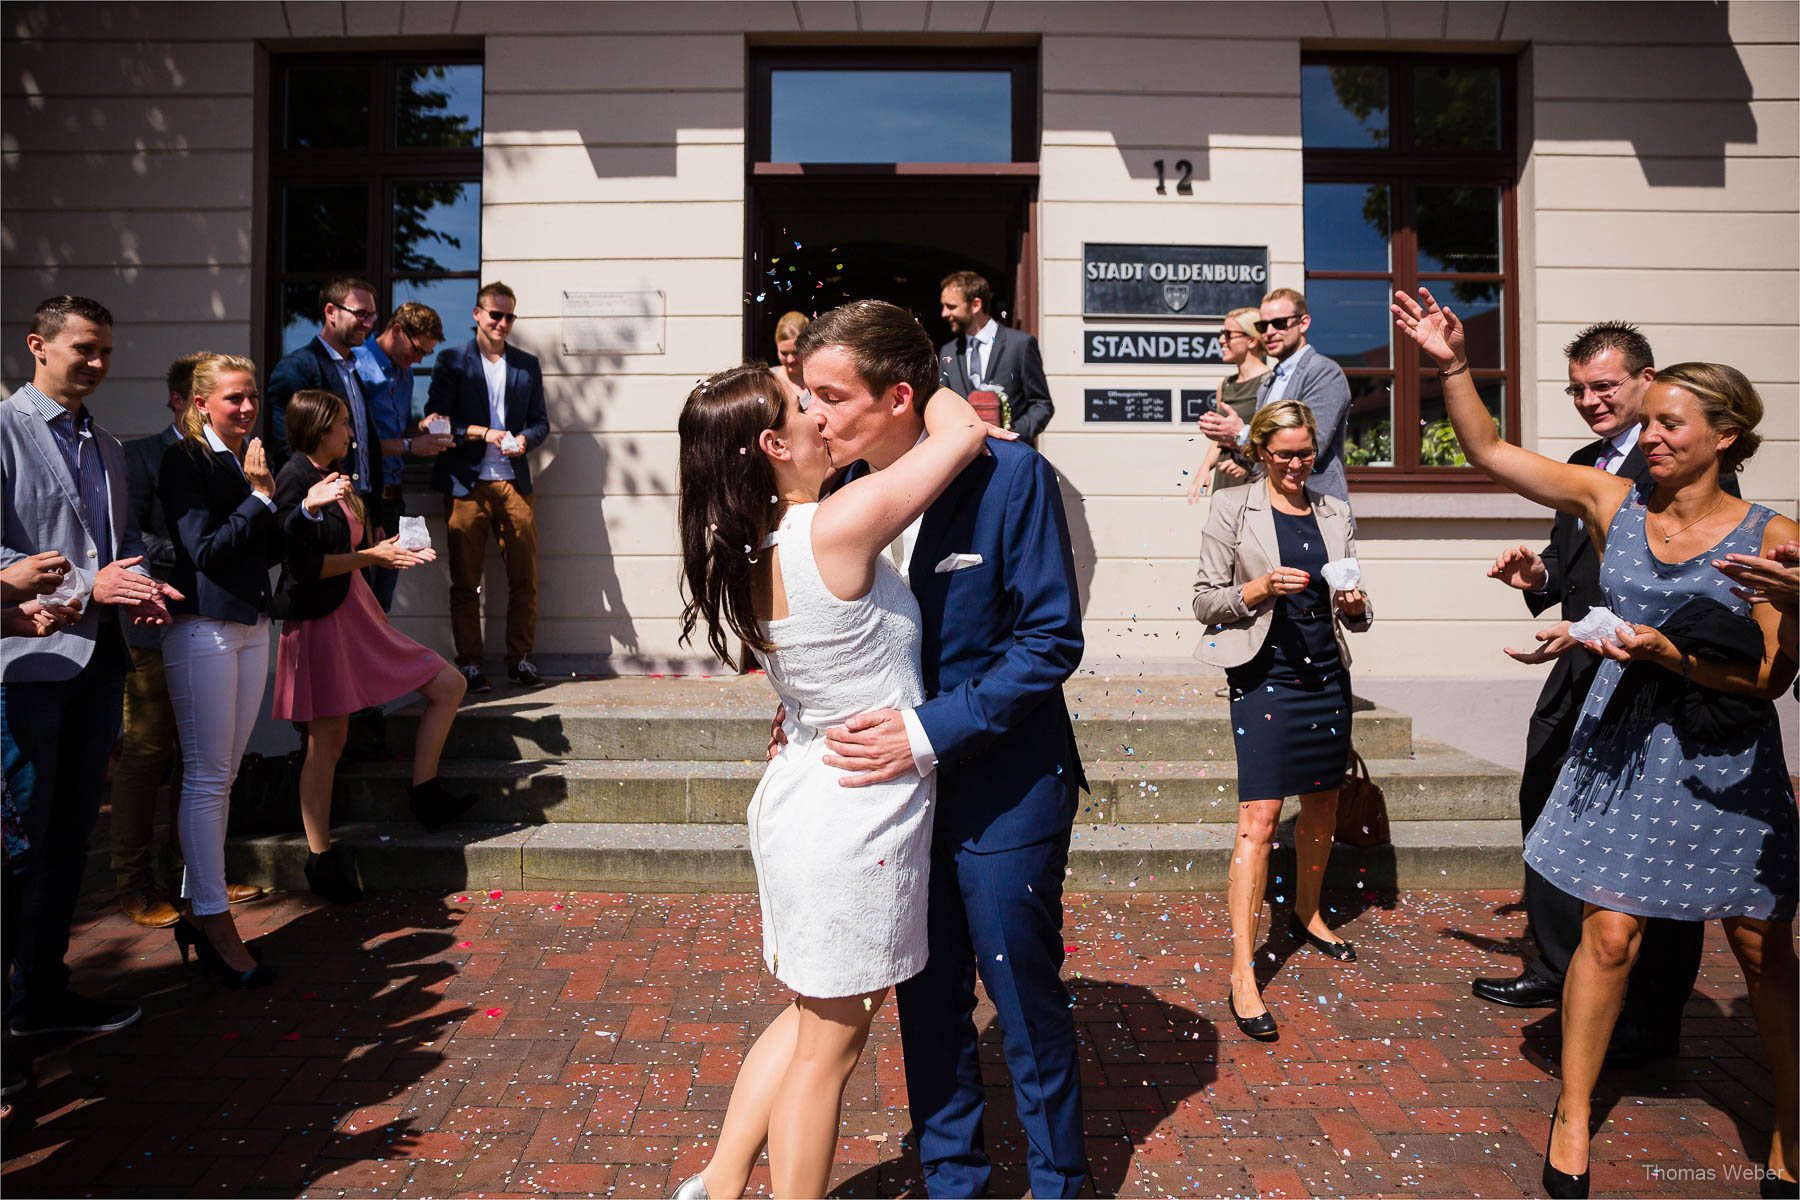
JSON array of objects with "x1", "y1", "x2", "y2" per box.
[{"x1": 801, "y1": 301, "x2": 1089, "y2": 1199}]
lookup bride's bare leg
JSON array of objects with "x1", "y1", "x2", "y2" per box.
[
  {"x1": 766, "y1": 989, "x2": 887, "y2": 1199},
  {"x1": 697, "y1": 1003, "x2": 800, "y2": 1199}
]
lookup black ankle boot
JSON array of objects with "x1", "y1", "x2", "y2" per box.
[
  {"x1": 410, "y1": 778, "x2": 477, "y2": 832},
  {"x1": 304, "y1": 847, "x2": 363, "y2": 904}
]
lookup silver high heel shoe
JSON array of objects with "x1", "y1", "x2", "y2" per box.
[{"x1": 671, "y1": 1174, "x2": 710, "y2": 1200}]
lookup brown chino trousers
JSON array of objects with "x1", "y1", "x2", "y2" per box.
[
  {"x1": 111, "y1": 644, "x2": 181, "y2": 895},
  {"x1": 446, "y1": 479, "x2": 539, "y2": 668}
]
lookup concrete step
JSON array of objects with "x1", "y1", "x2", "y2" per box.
[
  {"x1": 388, "y1": 674, "x2": 1415, "y2": 762},
  {"x1": 226, "y1": 818, "x2": 1524, "y2": 894},
  {"x1": 331, "y1": 741, "x2": 1517, "y2": 824}
]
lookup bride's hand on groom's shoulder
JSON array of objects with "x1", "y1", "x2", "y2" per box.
[{"x1": 824, "y1": 709, "x2": 915, "y2": 786}]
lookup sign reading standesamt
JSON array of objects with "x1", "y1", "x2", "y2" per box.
[{"x1": 1083, "y1": 244, "x2": 1269, "y2": 318}]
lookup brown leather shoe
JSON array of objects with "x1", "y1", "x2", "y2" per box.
[
  {"x1": 120, "y1": 891, "x2": 181, "y2": 928},
  {"x1": 225, "y1": 883, "x2": 267, "y2": 904}
]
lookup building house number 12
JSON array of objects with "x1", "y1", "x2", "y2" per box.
[{"x1": 1153, "y1": 159, "x2": 1194, "y2": 195}]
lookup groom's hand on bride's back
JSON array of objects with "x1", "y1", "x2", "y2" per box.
[
  {"x1": 824, "y1": 709, "x2": 913, "y2": 786},
  {"x1": 766, "y1": 703, "x2": 787, "y2": 761}
]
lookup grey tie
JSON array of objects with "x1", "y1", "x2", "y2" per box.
[{"x1": 967, "y1": 340, "x2": 983, "y2": 388}]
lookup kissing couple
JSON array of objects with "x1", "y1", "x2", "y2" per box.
[{"x1": 672, "y1": 300, "x2": 1089, "y2": 1199}]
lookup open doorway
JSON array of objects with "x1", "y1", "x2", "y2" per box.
[{"x1": 744, "y1": 175, "x2": 1036, "y2": 363}]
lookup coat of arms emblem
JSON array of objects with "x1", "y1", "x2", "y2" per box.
[{"x1": 1162, "y1": 283, "x2": 1191, "y2": 312}]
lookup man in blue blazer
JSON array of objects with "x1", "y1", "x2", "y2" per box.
[
  {"x1": 1, "y1": 296, "x2": 179, "y2": 1042},
  {"x1": 803, "y1": 301, "x2": 1089, "y2": 1199},
  {"x1": 264, "y1": 277, "x2": 382, "y2": 496},
  {"x1": 424, "y1": 281, "x2": 551, "y2": 692},
  {"x1": 938, "y1": 270, "x2": 1054, "y2": 446}
]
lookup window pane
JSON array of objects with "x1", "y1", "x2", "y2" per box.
[
  {"x1": 1304, "y1": 182, "x2": 1389, "y2": 273},
  {"x1": 397, "y1": 63, "x2": 483, "y2": 148},
  {"x1": 409, "y1": 371, "x2": 435, "y2": 425},
  {"x1": 769, "y1": 70, "x2": 1012, "y2": 162},
  {"x1": 284, "y1": 65, "x2": 371, "y2": 149},
  {"x1": 282, "y1": 184, "x2": 368, "y2": 273},
  {"x1": 1304, "y1": 279, "x2": 1393, "y2": 369},
  {"x1": 1417, "y1": 185, "x2": 1501, "y2": 275},
  {"x1": 1414, "y1": 65, "x2": 1500, "y2": 150},
  {"x1": 1302, "y1": 64, "x2": 1387, "y2": 148},
  {"x1": 1427, "y1": 284, "x2": 1504, "y2": 368},
  {"x1": 394, "y1": 182, "x2": 480, "y2": 273},
  {"x1": 1418, "y1": 377, "x2": 1504, "y2": 466},
  {"x1": 279, "y1": 281, "x2": 324, "y2": 358},
  {"x1": 1344, "y1": 377, "x2": 1394, "y2": 467},
  {"x1": 391, "y1": 277, "x2": 478, "y2": 370}
]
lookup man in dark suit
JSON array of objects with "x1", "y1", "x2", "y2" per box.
[
  {"x1": 1197, "y1": 286, "x2": 1353, "y2": 501},
  {"x1": 424, "y1": 281, "x2": 550, "y2": 693},
  {"x1": 264, "y1": 277, "x2": 382, "y2": 515},
  {"x1": 806, "y1": 301, "x2": 1088, "y2": 1199},
  {"x1": 1474, "y1": 322, "x2": 1714, "y2": 1063},
  {"x1": 937, "y1": 271, "x2": 1053, "y2": 446}
]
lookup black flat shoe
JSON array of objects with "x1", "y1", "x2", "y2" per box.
[
  {"x1": 1763, "y1": 1170, "x2": 1800, "y2": 1199},
  {"x1": 304, "y1": 847, "x2": 364, "y2": 904},
  {"x1": 410, "y1": 778, "x2": 477, "y2": 832},
  {"x1": 1227, "y1": 991, "x2": 1279, "y2": 1041},
  {"x1": 1542, "y1": 1108, "x2": 1590, "y2": 1199},
  {"x1": 1472, "y1": 971, "x2": 1561, "y2": 1008},
  {"x1": 1288, "y1": 914, "x2": 1356, "y2": 962}
]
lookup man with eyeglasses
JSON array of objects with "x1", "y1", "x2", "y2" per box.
[
  {"x1": 1474, "y1": 321, "x2": 1722, "y2": 1067},
  {"x1": 266, "y1": 278, "x2": 383, "y2": 500},
  {"x1": 353, "y1": 301, "x2": 456, "y2": 611},
  {"x1": 425, "y1": 281, "x2": 550, "y2": 692},
  {"x1": 1196, "y1": 287, "x2": 1352, "y2": 500}
]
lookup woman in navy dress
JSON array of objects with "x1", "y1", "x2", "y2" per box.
[
  {"x1": 1193, "y1": 400, "x2": 1372, "y2": 1042},
  {"x1": 1397, "y1": 287, "x2": 1797, "y2": 1199}
]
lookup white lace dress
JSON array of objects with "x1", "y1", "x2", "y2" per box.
[{"x1": 748, "y1": 502, "x2": 936, "y2": 998}]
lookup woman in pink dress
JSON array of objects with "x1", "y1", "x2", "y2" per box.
[{"x1": 269, "y1": 390, "x2": 472, "y2": 902}]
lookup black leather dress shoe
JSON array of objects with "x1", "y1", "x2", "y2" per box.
[{"x1": 1472, "y1": 971, "x2": 1561, "y2": 1008}]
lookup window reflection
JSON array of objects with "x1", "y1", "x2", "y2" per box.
[
  {"x1": 770, "y1": 70, "x2": 1012, "y2": 162},
  {"x1": 1302, "y1": 64, "x2": 1387, "y2": 148},
  {"x1": 282, "y1": 184, "x2": 368, "y2": 273},
  {"x1": 1304, "y1": 183, "x2": 1389, "y2": 272},
  {"x1": 1418, "y1": 377, "x2": 1504, "y2": 466},
  {"x1": 394, "y1": 182, "x2": 480, "y2": 273},
  {"x1": 1438, "y1": 286, "x2": 1503, "y2": 368},
  {"x1": 1416, "y1": 184, "x2": 1501, "y2": 283},
  {"x1": 397, "y1": 63, "x2": 483, "y2": 148},
  {"x1": 1304, "y1": 279, "x2": 1393, "y2": 369},
  {"x1": 284, "y1": 66, "x2": 371, "y2": 149},
  {"x1": 1415, "y1": 66, "x2": 1499, "y2": 150},
  {"x1": 280, "y1": 282, "x2": 324, "y2": 357},
  {"x1": 1344, "y1": 377, "x2": 1394, "y2": 467}
]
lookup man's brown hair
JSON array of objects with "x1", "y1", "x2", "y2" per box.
[
  {"x1": 30, "y1": 295, "x2": 113, "y2": 339},
  {"x1": 390, "y1": 301, "x2": 444, "y2": 343},
  {"x1": 795, "y1": 300, "x2": 937, "y2": 404},
  {"x1": 319, "y1": 277, "x2": 375, "y2": 314},
  {"x1": 166, "y1": 350, "x2": 210, "y2": 401},
  {"x1": 476, "y1": 280, "x2": 517, "y2": 306},
  {"x1": 1261, "y1": 286, "x2": 1308, "y2": 318},
  {"x1": 939, "y1": 270, "x2": 993, "y2": 314}
]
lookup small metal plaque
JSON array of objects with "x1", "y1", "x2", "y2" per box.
[
  {"x1": 1181, "y1": 388, "x2": 1219, "y2": 423},
  {"x1": 1084, "y1": 329, "x2": 1226, "y2": 366},
  {"x1": 1084, "y1": 388, "x2": 1173, "y2": 423},
  {"x1": 1084, "y1": 244, "x2": 1270, "y2": 318},
  {"x1": 562, "y1": 290, "x2": 665, "y2": 354}
]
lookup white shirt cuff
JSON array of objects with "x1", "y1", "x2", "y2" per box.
[
  {"x1": 251, "y1": 491, "x2": 276, "y2": 512},
  {"x1": 900, "y1": 707, "x2": 938, "y2": 779},
  {"x1": 299, "y1": 505, "x2": 325, "y2": 522}
]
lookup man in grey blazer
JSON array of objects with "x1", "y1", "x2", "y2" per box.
[
  {"x1": 938, "y1": 271, "x2": 1054, "y2": 446},
  {"x1": 1, "y1": 296, "x2": 178, "y2": 1040},
  {"x1": 1198, "y1": 287, "x2": 1353, "y2": 501}
]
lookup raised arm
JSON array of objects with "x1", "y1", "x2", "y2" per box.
[
  {"x1": 1394, "y1": 287, "x2": 1628, "y2": 535},
  {"x1": 811, "y1": 387, "x2": 989, "y2": 600}
]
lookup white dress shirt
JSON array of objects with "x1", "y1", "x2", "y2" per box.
[
  {"x1": 965, "y1": 317, "x2": 1000, "y2": 390},
  {"x1": 478, "y1": 352, "x2": 515, "y2": 482}
]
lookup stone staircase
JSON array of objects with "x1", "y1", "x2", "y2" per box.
[{"x1": 225, "y1": 674, "x2": 1526, "y2": 894}]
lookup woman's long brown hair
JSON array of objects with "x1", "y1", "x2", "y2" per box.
[
  {"x1": 284, "y1": 388, "x2": 368, "y2": 543},
  {"x1": 677, "y1": 363, "x2": 787, "y2": 667}
]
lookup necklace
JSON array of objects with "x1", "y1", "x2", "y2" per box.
[{"x1": 1648, "y1": 493, "x2": 1725, "y2": 544}]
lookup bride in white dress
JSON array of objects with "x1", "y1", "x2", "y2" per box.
[{"x1": 672, "y1": 360, "x2": 995, "y2": 1199}]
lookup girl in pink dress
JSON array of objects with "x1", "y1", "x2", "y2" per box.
[{"x1": 269, "y1": 390, "x2": 472, "y2": 902}]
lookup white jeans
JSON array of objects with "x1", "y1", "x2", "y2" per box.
[{"x1": 163, "y1": 614, "x2": 270, "y2": 915}]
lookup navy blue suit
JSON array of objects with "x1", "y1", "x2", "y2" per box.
[
  {"x1": 865, "y1": 437, "x2": 1089, "y2": 1199},
  {"x1": 423, "y1": 339, "x2": 549, "y2": 497},
  {"x1": 264, "y1": 337, "x2": 379, "y2": 485}
]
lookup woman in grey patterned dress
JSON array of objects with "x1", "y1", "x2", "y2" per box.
[{"x1": 1396, "y1": 287, "x2": 1798, "y2": 1200}]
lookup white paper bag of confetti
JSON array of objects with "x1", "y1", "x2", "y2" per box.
[
  {"x1": 396, "y1": 516, "x2": 432, "y2": 552},
  {"x1": 1320, "y1": 557, "x2": 1361, "y2": 592},
  {"x1": 1569, "y1": 605, "x2": 1628, "y2": 646}
]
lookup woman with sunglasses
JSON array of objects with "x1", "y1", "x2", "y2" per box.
[
  {"x1": 1189, "y1": 307, "x2": 1272, "y2": 501},
  {"x1": 1191, "y1": 399, "x2": 1372, "y2": 1043},
  {"x1": 1396, "y1": 286, "x2": 1797, "y2": 1199}
]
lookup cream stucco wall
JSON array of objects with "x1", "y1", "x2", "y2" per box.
[{"x1": 4, "y1": 1, "x2": 1795, "y2": 678}]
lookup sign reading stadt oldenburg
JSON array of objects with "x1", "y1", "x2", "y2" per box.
[{"x1": 1083, "y1": 244, "x2": 1269, "y2": 319}]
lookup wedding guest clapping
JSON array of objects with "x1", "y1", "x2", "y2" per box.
[
  {"x1": 1189, "y1": 307, "x2": 1272, "y2": 501},
  {"x1": 270, "y1": 391, "x2": 474, "y2": 905},
  {"x1": 1191, "y1": 399, "x2": 1371, "y2": 1043},
  {"x1": 1396, "y1": 286, "x2": 1797, "y2": 1199},
  {"x1": 156, "y1": 354, "x2": 284, "y2": 987}
]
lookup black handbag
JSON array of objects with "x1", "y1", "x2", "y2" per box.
[
  {"x1": 226, "y1": 750, "x2": 305, "y2": 836},
  {"x1": 1334, "y1": 751, "x2": 1391, "y2": 848}
]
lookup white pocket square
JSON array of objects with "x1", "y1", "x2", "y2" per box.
[{"x1": 934, "y1": 552, "x2": 985, "y2": 574}]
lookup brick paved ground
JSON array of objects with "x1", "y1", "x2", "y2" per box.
[{"x1": 0, "y1": 880, "x2": 1783, "y2": 1198}]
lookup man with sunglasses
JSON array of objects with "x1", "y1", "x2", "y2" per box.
[
  {"x1": 425, "y1": 281, "x2": 550, "y2": 692},
  {"x1": 353, "y1": 301, "x2": 455, "y2": 610},
  {"x1": 1474, "y1": 321, "x2": 1719, "y2": 1067},
  {"x1": 1196, "y1": 287, "x2": 1352, "y2": 500},
  {"x1": 266, "y1": 277, "x2": 382, "y2": 492}
]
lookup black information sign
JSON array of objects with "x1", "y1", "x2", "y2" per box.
[
  {"x1": 1181, "y1": 388, "x2": 1218, "y2": 423},
  {"x1": 1085, "y1": 329, "x2": 1226, "y2": 366},
  {"x1": 1084, "y1": 243, "x2": 1270, "y2": 318},
  {"x1": 1084, "y1": 388, "x2": 1172, "y2": 423}
]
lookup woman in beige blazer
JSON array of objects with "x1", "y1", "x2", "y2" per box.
[{"x1": 1191, "y1": 400, "x2": 1372, "y2": 1042}]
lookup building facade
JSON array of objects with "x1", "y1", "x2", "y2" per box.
[{"x1": 4, "y1": 1, "x2": 1795, "y2": 678}]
